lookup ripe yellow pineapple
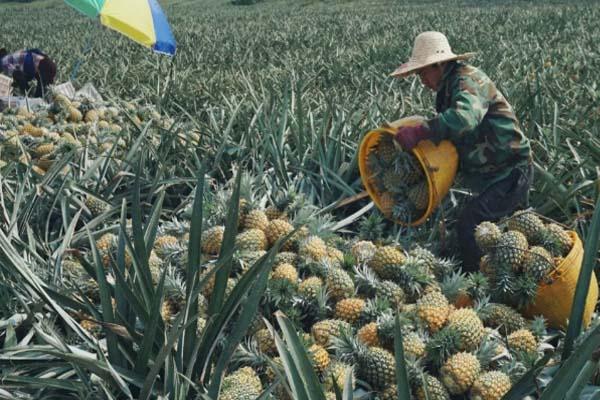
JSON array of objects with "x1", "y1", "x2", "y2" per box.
[
  {"x1": 148, "y1": 250, "x2": 163, "y2": 284},
  {"x1": 265, "y1": 219, "x2": 294, "y2": 246},
  {"x1": 326, "y1": 246, "x2": 345, "y2": 265},
  {"x1": 447, "y1": 308, "x2": 484, "y2": 351},
  {"x1": 68, "y1": 106, "x2": 83, "y2": 122},
  {"x1": 79, "y1": 318, "x2": 102, "y2": 338},
  {"x1": 242, "y1": 209, "x2": 269, "y2": 232},
  {"x1": 201, "y1": 226, "x2": 224, "y2": 255},
  {"x1": 236, "y1": 228, "x2": 268, "y2": 251},
  {"x1": 265, "y1": 205, "x2": 287, "y2": 221},
  {"x1": 161, "y1": 294, "x2": 185, "y2": 324},
  {"x1": 335, "y1": 298, "x2": 366, "y2": 323},
  {"x1": 309, "y1": 344, "x2": 330, "y2": 373},
  {"x1": 368, "y1": 245, "x2": 405, "y2": 279},
  {"x1": 416, "y1": 291, "x2": 450, "y2": 332},
  {"x1": 507, "y1": 328, "x2": 537, "y2": 354},
  {"x1": 84, "y1": 109, "x2": 99, "y2": 123},
  {"x1": 312, "y1": 319, "x2": 351, "y2": 346},
  {"x1": 440, "y1": 352, "x2": 481, "y2": 394},
  {"x1": 254, "y1": 328, "x2": 277, "y2": 354},
  {"x1": 271, "y1": 263, "x2": 298, "y2": 284},
  {"x1": 153, "y1": 234, "x2": 179, "y2": 257},
  {"x1": 299, "y1": 235, "x2": 328, "y2": 261},
  {"x1": 96, "y1": 233, "x2": 116, "y2": 267},
  {"x1": 470, "y1": 371, "x2": 511, "y2": 400},
  {"x1": 357, "y1": 322, "x2": 380, "y2": 347},
  {"x1": 35, "y1": 143, "x2": 55, "y2": 157}
]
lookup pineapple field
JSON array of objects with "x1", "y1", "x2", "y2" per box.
[{"x1": 0, "y1": 0, "x2": 599, "y2": 399}]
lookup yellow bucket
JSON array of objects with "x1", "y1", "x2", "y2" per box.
[
  {"x1": 358, "y1": 116, "x2": 459, "y2": 226},
  {"x1": 523, "y1": 231, "x2": 598, "y2": 329}
]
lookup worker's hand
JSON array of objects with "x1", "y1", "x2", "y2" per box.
[{"x1": 393, "y1": 124, "x2": 432, "y2": 150}]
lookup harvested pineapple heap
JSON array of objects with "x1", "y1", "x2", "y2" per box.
[
  {"x1": 0, "y1": 93, "x2": 180, "y2": 174},
  {"x1": 476, "y1": 210, "x2": 574, "y2": 309},
  {"x1": 367, "y1": 134, "x2": 428, "y2": 223},
  {"x1": 61, "y1": 188, "x2": 553, "y2": 400}
]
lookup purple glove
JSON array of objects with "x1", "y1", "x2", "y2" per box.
[{"x1": 393, "y1": 125, "x2": 432, "y2": 150}]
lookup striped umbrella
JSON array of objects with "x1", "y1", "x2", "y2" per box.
[{"x1": 64, "y1": 0, "x2": 176, "y2": 56}]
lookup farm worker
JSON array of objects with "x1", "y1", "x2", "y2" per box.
[
  {"x1": 390, "y1": 32, "x2": 532, "y2": 272},
  {"x1": 0, "y1": 48, "x2": 57, "y2": 98}
]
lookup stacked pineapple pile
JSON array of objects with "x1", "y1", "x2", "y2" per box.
[
  {"x1": 0, "y1": 94, "x2": 187, "y2": 174},
  {"x1": 62, "y1": 188, "x2": 552, "y2": 399},
  {"x1": 367, "y1": 134, "x2": 429, "y2": 223},
  {"x1": 475, "y1": 209, "x2": 574, "y2": 308}
]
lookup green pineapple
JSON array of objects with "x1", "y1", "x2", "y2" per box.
[
  {"x1": 494, "y1": 230, "x2": 528, "y2": 270},
  {"x1": 354, "y1": 265, "x2": 405, "y2": 307},
  {"x1": 414, "y1": 374, "x2": 450, "y2": 400},
  {"x1": 480, "y1": 303, "x2": 527, "y2": 335},
  {"x1": 522, "y1": 246, "x2": 554, "y2": 282},
  {"x1": 368, "y1": 245, "x2": 406, "y2": 280},
  {"x1": 325, "y1": 267, "x2": 355, "y2": 301},
  {"x1": 507, "y1": 210, "x2": 545, "y2": 244},
  {"x1": 407, "y1": 181, "x2": 429, "y2": 211},
  {"x1": 543, "y1": 223, "x2": 573, "y2": 257}
]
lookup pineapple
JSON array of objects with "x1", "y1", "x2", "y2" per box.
[
  {"x1": 96, "y1": 233, "x2": 116, "y2": 267},
  {"x1": 446, "y1": 308, "x2": 484, "y2": 351},
  {"x1": 351, "y1": 240, "x2": 377, "y2": 263},
  {"x1": 382, "y1": 169, "x2": 404, "y2": 191},
  {"x1": 274, "y1": 251, "x2": 298, "y2": 266},
  {"x1": 474, "y1": 221, "x2": 502, "y2": 252},
  {"x1": 415, "y1": 374, "x2": 450, "y2": 400},
  {"x1": 201, "y1": 226, "x2": 224, "y2": 255},
  {"x1": 507, "y1": 210, "x2": 545, "y2": 244},
  {"x1": 326, "y1": 246, "x2": 344, "y2": 265},
  {"x1": 242, "y1": 209, "x2": 269, "y2": 232},
  {"x1": 334, "y1": 330, "x2": 396, "y2": 389},
  {"x1": 68, "y1": 106, "x2": 83, "y2": 122},
  {"x1": 84, "y1": 109, "x2": 99, "y2": 123},
  {"x1": 482, "y1": 303, "x2": 527, "y2": 336},
  {"x1": 403, "y1": 331, "x2": 426, "y2": 358},
  {"x1": 148, "y1": 250, "x2": 163, "y2": 284},
  {"x1": 236, "y1": 228, "x2": 268, "y2": 251},
  {"x1": 470, "y1": 371, "x2": 511, "y2": 400},
  {"x1": 354, "y1": 265, "x2": 405, "y2": 308},
  {"x1": 265, "y1": 219, "x2": 294, "y2": 246},
  {"x1": 153, "y1": 234, "x2": 179, "y2": 258},
  {"x1": 440, "y1": 352, "x2": 480, "y2": 394},
  {"x1": 494, "y1": 230, "x2": 528, "y2": 270},
  {"x1": 522, "y1": 246, "x2": 554, "y2": 281},
  {"x1": 298, "y1": 276, "x2": 324, "y2": 300},
  {"x1": 271, "y1": 263, "x2": 298, "y2": 285},
  {"x1": 254, "y1": 328, "x2": 277, "y2": 354},
  {"x1": 407, "y1": 181, "x2": 429, "y2": 210},
  {"x1": 299, "y1": 235, "x2": 328, "y2": 262},
  {"x1": 376, "y1": 135, "x2": 398, "y2": 164},
  {"x1": 335, "y1": 297, "x2": 366, "y2": 324},
  {"x1": 84, "y1": 196, "x2": 107, "y2": 217},
  {"x1": 379, "y1": 191, "x2": 396, "y2": 217},
  {"x1": 35, "y1": 143, "x2": 55, "y2": 157},
  {"x1": 79, "y1": 318, "x2": 102, "y2": 338},
  {"x1": 309, "y1": 344, "x2": 330, "y2": 373},
  {"x1": 357, "y1": 322, "x2": 380, "y2": 347},
  {"x1": 368, "y1": 246, "x2": 405, "y2": 279},
  {"x1": 323, "y1": 361, "x2": 355, "y2": 392},
  {"x1": 312, "y1": 319, "x2": 351, "y2": 347},
  {"x1": 326, "y1": 267, "x2": 355, "y2": 301},
  {"x1": 507, "y1": 328, "x2": 537, "y2": 355},
  {"x1": 265, "y1": 205, "x2": 287, "y2": 221},
  {"x1": 416, "y1": 291, "x2": 450, "y2": 332},
  {"x1": 544, "y1": 223, "x2": 573, "y2": 257},
  {"x1": 220, "y1": 367, "x2": 262, "y2": 400},
  {"x1": 161, "y1": 294, "x2": 185, "y2": 324}
]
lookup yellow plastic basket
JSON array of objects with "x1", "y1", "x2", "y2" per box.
[{"x1": 358, "y1": 116, "x2": 459, "y2": 226}]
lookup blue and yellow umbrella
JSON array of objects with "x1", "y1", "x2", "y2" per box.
[{"x1": 64, "y1": 0, "x2": 176, "y2": 56}]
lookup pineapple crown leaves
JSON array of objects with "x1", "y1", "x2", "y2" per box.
[
  {"x1": 353, "y1": 264, "x2": 379, "y2": 296},
  {"x1": 357, "y1": 213, "x2": 386, "y2": 242},
  {"x1": 425, "y1": 326, "x2": 462, "y2": 370},
  {"x1": 465, "y1": 272, "x2": 490, "y2": 302},
  {"x1": 330, "y1": 324, "x2": 363, "y2": 365},
  {"x1": 511, "y1": 273, "x2": 539, "y2": 308},
  {"x1": 230, "y1": 338, "x2": 272, "y2": 372},
  {"x1": 529, "y1": 316, "x2": 548, "y2": 340},
  {"x1": 476, "y1": 337, "x2": 502, "y2": 370},
  {"x1": 359, "y1": 297, "x2": 392, "y2": 325},
  {"x1": 439, "y1": 270, "x2": 468, "y2": 303}
]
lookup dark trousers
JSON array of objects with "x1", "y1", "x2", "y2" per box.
[
  {"x1": 13, "y1": 71, "x2": 48, "y2": 98},
  {"x1": 457, "y1": 164, "x2": 533, "y2": 272}
]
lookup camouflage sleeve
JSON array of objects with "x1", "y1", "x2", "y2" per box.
[{"x1": 427, "y1": 75, "x2": 489, "y2": 142}]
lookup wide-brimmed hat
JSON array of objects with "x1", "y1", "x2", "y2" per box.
[{"x1": 390, "y1": 31, "x2": 475, "y2": 78}]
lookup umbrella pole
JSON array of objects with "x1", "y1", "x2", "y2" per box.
[{"x1": 70, "y1": 33, "x2": 95, "y2": 82}]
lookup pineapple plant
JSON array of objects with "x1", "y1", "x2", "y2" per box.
[
  {"x1": 84, "y1": 196, "x2": 108, "y2": 217},
  {"x1": 323, "y1": 361, "x2": 355, "y2": 392},
  {"x1": 481, "y1": 303, "x2": 527, "y2": 335},
  {"x1": 521, "y1": 246, "x2": 554, "y2": 282},
  {"x1": 351, "y1": 240, "x2": 377, "y2": 263},
  {"x1": 357, "y1": 322, "x2": 380, "y2": 347},
  {"x1": 407, "y1": 181, "x2": 429, "y2": 211},
  {"x1": 354, "y1": 265, "x2": 405, "y2": 308},
  {"x1": 254, "y1": 328, "x2": 277, "y2": 354},
  {"x1": 274, "y1": 251, "x2": 298, "y2": 266},
  {"x1": 403, "y1": 331, "x2": 427, "y2": 358}
]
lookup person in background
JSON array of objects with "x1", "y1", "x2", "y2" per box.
[
  {"x1": 390, "y1": 31, "x2": 532, "y2": 272},
  {"x1": 0, "y1": 48, "x2": 57, "y2": 98}
]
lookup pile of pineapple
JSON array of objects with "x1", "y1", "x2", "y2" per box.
[
  {"x1": 367, "y1": 134, "x2": 429, "y2": 223},
  {"x1": 0, "y1": 93, "x2": 187, "y2": 174},
  {"x1": 60, "y1": 187, "x2": 554, "y2": 400},
  {"x1": 475, "y1": 209, "x2": 574, "y2": 309}
]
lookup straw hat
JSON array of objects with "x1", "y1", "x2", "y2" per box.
[{"x1": 390, "y1": 31, "x2": 475, "y2": 78}]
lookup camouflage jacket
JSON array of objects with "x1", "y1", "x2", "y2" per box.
[{"x1": 427, "y1": 61, "x2": 531, "y2": 192}]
